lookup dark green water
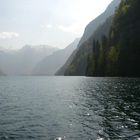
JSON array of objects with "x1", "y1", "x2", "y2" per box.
[{"x1": 0, "y1": 77, "x2": 140, "y2": 140}]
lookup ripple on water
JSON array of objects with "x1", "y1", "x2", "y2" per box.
[
  {"x1": 54, "y1": 136, "x2": 67, "y2": 140},
  {"x1": 0, "y1": 77, "x2": 140, "y2": 140}
]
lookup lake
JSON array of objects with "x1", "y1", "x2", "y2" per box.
[{"x1": 0, "y1": 76, "x2": 140, "y2": 140}]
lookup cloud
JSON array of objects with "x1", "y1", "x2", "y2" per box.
[
  {"x1": 41, "y1": 24, "x2": 53, "y2": 29},
  {"x1": 58, "y1": 23, "x2": 85, "y2": 35},
  {"x1": 0, "y1": 32, "x2": 19, "y2": 39},
  {"x1": 46, "y1": 24, "x2": 53, "y2": 28}
]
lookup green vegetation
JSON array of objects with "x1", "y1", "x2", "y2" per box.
[
  {"x1": 86, "y1": 0, "x2": 140, "y2": 77},
  {"x1": 65, "y1": 17, "x2": 113, "y2": 76},
  {"x1": 64, "y1": 0, "x2": 140, "y2": 77}
]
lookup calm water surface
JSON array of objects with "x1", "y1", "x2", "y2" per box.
[{"x1": 0, "y1": 76, "x2": 140, "y2": 140}]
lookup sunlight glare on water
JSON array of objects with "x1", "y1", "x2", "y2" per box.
[{"x1": 0, "y1": 76, "x2": 140, "y2": 140}]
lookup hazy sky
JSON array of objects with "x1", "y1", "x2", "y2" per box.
[{"x1": 0, "y1": 0, "x2": 113, "y2": 49}]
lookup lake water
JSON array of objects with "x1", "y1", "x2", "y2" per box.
[{"x1": 0, "y1": 76, "x2": 140, "y2": 140}]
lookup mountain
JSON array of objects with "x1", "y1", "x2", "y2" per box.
[
  {"x1": 55, "y1": 49, "x2": 77, "y2": 75},
  {"x1": 0, "y1": 45, "x2": 58, "y2": 75},
  {"x1": 64, "y1": 0, "x2": 120, "y2": 76},
  {"x1": 65, "y1": 0, "x2": 140, "y2": 77},
  {"x1": 86, "y1": 0, "x2": 140, "y2": 77},
  {"x1": 32, "y1": 39, "x2": 80, "y2": 75},
  {"x1": 78, "y1": 0, "x2": 121, "y2": 46}
]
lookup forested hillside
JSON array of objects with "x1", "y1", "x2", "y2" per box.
[
  {"x1": 86, "y1": 0, "x2": 140, "y2": 76},
  {"x1": 65, "y1": 17, "x2": 113, "y2": 75},
  {"x1": 64, "y1": 0, "x2": 140, "y2": 77},
  {"x1": 64, "y1": 0, "x2": 120, "y2": 76}
]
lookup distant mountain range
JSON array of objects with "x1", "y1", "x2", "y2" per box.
[
  {"x1": 32, "y1": 38, "x2": 80, "y2": 75},
  {"x1": 0, "y1": 45, "x2": 58, "y2": 75},
  {"x1": 0, "y1": 38, "x2": 80, "y2": 76}
]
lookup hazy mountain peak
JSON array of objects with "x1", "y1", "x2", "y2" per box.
[
  {"x1": 32, "y1": 38, "x2": 80, "y2": 75},
  {"x1": 0, "y1": 44, "x2": 59, "y2": 75}
]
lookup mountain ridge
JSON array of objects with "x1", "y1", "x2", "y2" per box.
[
  {"x1": 0, "y1": 45, "x2": 58, "y2": 75},
  {"x1": 32, "y1": 38, "x2": 80, "y2": 75},
  {"x1": 63, "y1": 0, "x2": 120, "y2": 75}
]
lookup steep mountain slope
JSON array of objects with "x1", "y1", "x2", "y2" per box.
[
  {"x1": 57, "y1": 17, "x2": 112, "y2": 75},
  {"x1": 32, "y1": 39, "x2": 80, "y2": 75},
  {"x1": 78, "y1": 0, "x2": 121, "y2": 46},
  {"x1": 64, "y1": 0, "x2": 120, "y2": 76},
  {"x1": 0, "y1": 45, "x2": 58, "y2": 75},
  {"x1": 86, "y1": 0, "x2": 140, "y2": 76},
  {"x1": 55, "y1": 49, "x2": 77, "y2": 75},
  {"x1": 67, "y1": 0, "x2": 140, "y2": 77},
  {"x1": 65, "y1": 17, "x2": 112, "y2": 75}
]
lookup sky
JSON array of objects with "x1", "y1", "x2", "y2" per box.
[{"x1": 0, "y1": 0, "x2": 113, "y2": 49}]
